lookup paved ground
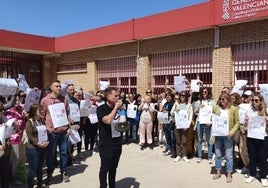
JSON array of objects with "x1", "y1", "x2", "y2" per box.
[{"x1": 9, "y1": 143, "x2": 263, "y2": 188}]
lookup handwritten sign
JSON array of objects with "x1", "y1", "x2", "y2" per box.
[
  {"x1": 127, "y1": 104, "x2": 138, "y2": 119},
  {"x1": 231, "y1": 80, "x2": 248, "y2": 96},
  {"x1": 199, "y1": 106, "x2": 212, "y2": 124},
  {"x1": 157, "y1": 112, "x2": 169, "y2": 124},
  {"x1": 18, "y1": 74, "x2": 30, "y2": 92},
  {"x1": 80, "y1": 100, "x2": 90, "y2": 117},
  {"x1": 36, "y1": 125, "x2": 48, "y2": 144},
  {"x1": 212, "y1": 115, "x2": 229, "y2": 136},
  {"x1": 247, "y1": 116, "x2": 266, "y2": 140},
  {"x1": 48, "y1": 103, "x2": 69, "y2": 128},
  {"x1": 190, "y1": 79, "x2": 200, "y2": 92},
  {"x1": 174, "y1": 110, "x2": 189, "y2": 129},
  {"x1": 69, "y1": 103, "x2": 81, "y2": 122},
  {"x1": 259, "y1": 84, "x2": 268, "y2": 106},
  {"x1": 174, "y1": 76, "x2": 186, "y2": 92},
  {"x1": 24, "y1": 88, "x2": 42, "y2": 112},
  {"x1": 0, "y1": 78, "x2": 18, "y2": 96}
]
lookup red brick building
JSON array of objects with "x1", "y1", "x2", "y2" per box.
[{"x1": 0, "y1": 0, "x2": 267, "y2": 97}]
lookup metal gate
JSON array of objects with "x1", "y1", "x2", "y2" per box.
[
  {"x1": 96, "y1": 56, "x2": 137, "y2": 94},
  {"x1": 150, "y1": 47, "x2": 213, "y2": 94},
  {"x1": 0, "y1": 51, "x2": 42, "y2": 89},
  {"x1": 232, "y1": 40, "x2": 268, "y2": 91}
]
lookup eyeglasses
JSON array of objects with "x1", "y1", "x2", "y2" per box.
[
  {"x1": 146, "y1": 91, "x2": 152, "y2": 94},
  {"x1": 242, "y1": 95, "x2": 249, "y2": 98},
  {"x1": 180, "y1": 95, "x2": 186, "y2": 97},
  {"x1": 252, "y1": 99, "x2": 260, "y2": 103}
]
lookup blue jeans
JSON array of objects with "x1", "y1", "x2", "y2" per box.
[
  {"x1": 197, "y1": 122, "x2": 213, "y2": 159},
  {"x1": 26, "y1": 147, "x2": 46, "y2": 186},
  {"x1": 46, "y1": 132, "x2": 68, "y2": 174},
  {"x1": 163, "y1": 123, "x2": 175, "y2": 153},
  {"x1": 127, "y1": 118, "x2": 137, "y2": 140},
  {"x1": 215, "y1": 136, "x2": 234, "y2": 173}
]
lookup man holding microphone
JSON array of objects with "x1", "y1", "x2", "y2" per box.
[{"x1": 97, "y1": 87, "x2": 123, "y2": 188}]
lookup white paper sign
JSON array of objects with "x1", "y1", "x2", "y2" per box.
[
  {"x1": 174, "y1": 110, "x2": 189, "y2": 129},
  {"x1": 0, "y1": 124, "x2": 5, "y2": 146},
  {"x1": 157, "y1": 112, "x2": 170, "y2": 124},
  {"x1": 231, "y1": 80, "x2": 248, "y2": 96},
  {"x1": 89, "y1": 114, "x2": 98, "y2": 124},
  {"x1": 69, "y1": 125, "x2": 81, "y2": 144},
  {"x1": 99, "y1": 81, "x2": 110, "y2": 91},
  {"x1": 259, "y1": 84, "x2": 268, "y2": 106},
  {"x1": 18, "y1": 74, "x2": 30, "y2": 92},
  {"x1": 36, "y1": 125, "x2": 48, "y2": 143},
  {"x1": 80, "y1": 100, "x2": 90, "y2": 117},
  {"x1": 24, "y1": 88, "x2": 42, "y2": 112},
  {"x1": 48, "y1": 103, "x2": 69, "y2": 128},
  {"x1": 69, "y1": 103, "x2": 81, "y2": 122},
  {"x1": 0, "y1": 78, "x2": 18, "y2": 96},
  {"x1": 247, "y1": 116, "x2": 266, "y2": 140},
  {"x1": 4, "y1": 118, "x2": 16, "y2": 139},
  {"x1": 127, "y1": 104, "x2": 138, "y2": 119},
  {"x1": 238, "y1": 103, "x2": 251, "y2": 124},
  {"x1": 212, "y1": 115, "x2": 229, "y2": 136},
  {"x1": 111, "y1": 116, "x2": 121, "y2": 138},
  {"x1": 199, "y1": 106, "x2": 212, "y2": 124},
  {"x1": 174, "y1": 76, "x2": 186, "y2": 92},
  {"x1": 190, "y1": 80, "x2": 201, "y2": 92}
]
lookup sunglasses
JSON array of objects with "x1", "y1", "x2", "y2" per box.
[
  {"x1": 220, "y1": 98, "x2": 226, "y2": 101},
  {"x1": 180, "y1": 94, "x2": 186, "y2": 97},
  {"x1": 252, "y1": 99, "x2": 260, "y2": 103}
]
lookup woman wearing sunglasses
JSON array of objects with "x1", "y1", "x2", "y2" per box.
[
  {"x1": 244, "y1": 93, "x2": 268, "y2": 187},
  {"x1": 212, "y1": 93, "x2": 239, "y2": 183}
]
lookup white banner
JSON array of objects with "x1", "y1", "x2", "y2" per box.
[
  {"x1": 80, "y1": 100, "x2": 90, "y2": 117},
  {"x1": 174, "y1": 76, "x2": 186, "y2": 92}
]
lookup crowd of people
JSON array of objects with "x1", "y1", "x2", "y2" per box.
[{"x1": 0, "y1": 79, "x2": 268, "y2": 188}]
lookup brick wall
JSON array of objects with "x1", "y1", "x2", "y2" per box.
[{"x1": 43, "y1": 19, "x2": 268, "y2": 95}]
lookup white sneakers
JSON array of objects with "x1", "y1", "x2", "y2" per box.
[
  {"x1": 261, "y1": 179, "x2": 268, "y2": 187},
  {"x1": 196, "y1": 157, "x2": 201, "y2": 163},
  {"x1": 245, "y1": 176, "x2": 255, "y2": 183},
  {"x1": 174, "y1": 156, "x2": 190, "y2": 163},
  {"x1": 246, "y1": 177, "x2": 268, "y2": 187},
  {"x1": 174, "y1": 156, "x2": 181, "y2": 162},
  {"x1": 182, "y1": 156, "x2": 190, "y2": 163}
]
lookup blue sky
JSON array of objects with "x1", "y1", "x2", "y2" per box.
[{"x1": 0, "y1": 0, "x2": 206, "y2": 37}]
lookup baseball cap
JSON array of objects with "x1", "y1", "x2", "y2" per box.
[{"x1": 243, "y1": 90, "x2": 253, "y2": 96}]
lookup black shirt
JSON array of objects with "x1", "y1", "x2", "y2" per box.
[{"x1": 97, "y1": 103, "x2": 122, "y2": 146}]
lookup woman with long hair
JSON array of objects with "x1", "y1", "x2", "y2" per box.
[
  {"x1": 244, "y1": 93, "x2": 268, "y2": 187},
  {"x1": 212, "y1": 93, "x2": 239, "y2": 183},
  {"x1": 25, "y1": 104, "x2": 48, "y2": 188}
]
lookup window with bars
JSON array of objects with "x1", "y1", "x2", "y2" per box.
[
  {"x1": 96, "y1": 56, "x2": 137, "y2": 94},
  {"x1": 0, "y1": 51, "x2": 42, "y2": 88},
  {"x1": 150, "y1": 47, "x2": 213, "y2": 94},
  {"x1": 232, "y1": 40, "x2": 268, "y2": 90},
  {"x1": 57, "y1": 63, "x2": 87, "y2": 72}
]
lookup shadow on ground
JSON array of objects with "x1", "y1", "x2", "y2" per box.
[{"x1": 116, "y1": 177, "x2": 140, "y2": 188}]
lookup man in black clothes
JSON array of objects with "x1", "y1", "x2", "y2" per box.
[{"x1": 97, "y1": 87, "x2": 123, "y2": 188}]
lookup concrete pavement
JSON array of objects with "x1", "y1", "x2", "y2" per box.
[{"x1": 11, "y1": 143, "x2": 262, "y2": 188}]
